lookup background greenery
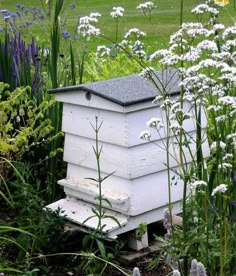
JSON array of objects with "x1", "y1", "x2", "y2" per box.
[{"x1": 0, "y1": 0, "x2": 235, "y2": 51}]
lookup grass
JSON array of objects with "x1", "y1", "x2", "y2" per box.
[{"x1": 0, "y1": 0, "x2": 235, "y2": 51}]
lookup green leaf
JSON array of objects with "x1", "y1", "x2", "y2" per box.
[{"x1": 96, "y1": 239, "x2": 107, "y2": 259}]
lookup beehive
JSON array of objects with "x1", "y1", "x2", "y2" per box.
[{"x1": 47, "y1": 69, "x2": 208, "y2": 240}]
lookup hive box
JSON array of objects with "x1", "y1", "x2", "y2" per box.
[{"x1": 47, "y1": 69, "x2": 208, "y2": 238}]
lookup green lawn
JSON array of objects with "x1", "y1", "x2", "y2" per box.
[{"x1": 0, "y1": 0, "x2": 235, "y2": 50}]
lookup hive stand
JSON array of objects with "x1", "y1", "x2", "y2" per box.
[{"x1": 47, "y1": 69, "x2": 208, "y2": 249}]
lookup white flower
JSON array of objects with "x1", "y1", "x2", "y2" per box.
[
  {"x1": 215, "y1": 115, "x2": 226, "y2": 122},
  {"x1": 192, "y1": 4, "x2": 219, "y2": 15},
  {"x1": 211, "y1": 184, "x2": 227, "y2": 196},
  {"x1": 78, "y1": 15, "x2": 101, "y2": 37},
  {"x1": 223, "y1": 153, "x2": 233, "y2": 161},
  {"x1": 191, "y1": 180, "x2": 207, "y2": 188},
  {"x1": 152, "y1": 95, "x2": 163, "y2": 104},
  {"x1": 218, "y1": 163, "x2": 232, "y2": 170},
  {"x1": 139, "y1": 130, "x2": 151, "y2": 140},
  {"x1": 96, "y1": 45, "x2": 110, "y2": 58},
  {"x1": 89, "y1": 12, "x2": 101, "y2": 18},
  {"x1": 146, "y1": 118, "x2": 164, "y2": 130},
  {"x1": 227, "y1": 133, "x2": 236, "y2": 140},
  {"x1": 196, "y1": 40, "x2": 218, "y2": 52},
  {"x1": 110, "y1": 7, "x2": 124, "y2": 18},
  {"x1": 218, "y1": 96, "x2": 236, "y2": 106},
  {"x1": 124, "y1": 28, "x2": 146, "y2": 39},
  {"x1": 210, "y1": 141, "x2": 226, "y2": 151},
  {"x1": 139, "y1": 67, "x2": 154, "y2": 80},
  {"x1": 170, "y1": 123, "x2": 182, "y2": 135},
  {"x1": 149, "y1": 49, "x2": 170, "y2": 61},
  {"x1": 137, "y1": 1, "x2": 154, "y2": 15}
]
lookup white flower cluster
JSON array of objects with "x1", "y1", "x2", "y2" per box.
[
  {"x1": 110, "y1": 7, "x2": 124, "y2": 18},
  {"x1": 121, "y1": 28, "x2": 147, "y2": 58},
  {"x1": 124, "y1": 28, "x2": 146, "y2": 39},
  {"x1": 211, "y1": 184, "x2": 227, "y2": 196},
  {"x1": 146, "y1": 118, "x2": 164, "y2": 130},
  {"x1": 139, "y1": 130, "x2": 151, "y2": 140},
  {"x1": 192, "y1": 3, "x2": 219, "y2": 15},
  {"x1": 96, "y1": 45, "x2": 111, "y2": 58},
  {"x1": 210, "y1": 141, "x2": 226, "y2": 151},
  {"x1": 139, "y1": 67, "x2": 155, "y2": 80},
  {"x1": 136, "y1": 1, "x2": 154, "y2": 16},
  {"x1": 77, "y1": 13, "x2": 101, "y2": 38},
  {"x1": 191, "y1": 180, "x2": 207, "y2": 189}
]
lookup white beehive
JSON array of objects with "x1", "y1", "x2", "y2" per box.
[{"x1": 47, "y1": 69, "x2": 208, "y2": 241}]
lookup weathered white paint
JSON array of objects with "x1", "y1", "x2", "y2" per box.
[
  {"x1": 56, "y1": 90, "x2": 163, "y2": 113},
  {"x1": 63, "y1": 132, "x2": 209, "y2": 179},
  {"x1": 59, "y1": 163, "x2": 185, "y2": 216},
  {"x1": 46, "y1": 196, "x2": 182, "y2": 238},
  {"x1": 61, "y1": 101, "x2": 207, "y2": 147},
  {"x1": 58, "y1": 178, "x2": 130, "y2": 213},
  {"x1": 47, "y1": 197, "x2": 128, "y2": 233}
]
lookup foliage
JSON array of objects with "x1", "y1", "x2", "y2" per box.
[
  {"x1": 0, "y1": 83, "x2": 64, "y2": 203},
  {"x1": 140, "y1": 0, "x2": 236, "y2": 275}
]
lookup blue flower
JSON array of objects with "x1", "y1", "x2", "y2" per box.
[
  {"x1": 15, "y1": 4, "x2": 24, "y2": 10},
  {"x1": 62, "y1": 30, "x2": 70, "y2": 39},
  {"x1": 70, "y1": 2, "x2": 76, "y2": 9},
  {"x1": 1, "y1": 9, "x2": 11, "y2": 20}
]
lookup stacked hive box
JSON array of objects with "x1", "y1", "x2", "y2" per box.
[{"x1": 47, "y1": 69, "x2": 208, "y2": 240}]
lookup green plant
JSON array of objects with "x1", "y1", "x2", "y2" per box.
[
  {"x1": 78, "y1": 116, "x2": 123, "y2": 275},
  {"x1": 139, "y1": 1, "x2": 236, "y2": 275}
]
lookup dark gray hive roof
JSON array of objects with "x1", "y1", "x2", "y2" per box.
[{"x1": 49, "y1": 68, "x2": 180, "y2": 106}]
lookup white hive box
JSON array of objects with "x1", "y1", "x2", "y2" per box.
[{"x1": 47, "y1": 69, "x2": 208, "y2": 238}]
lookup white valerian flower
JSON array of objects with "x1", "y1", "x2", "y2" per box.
[
  {"x1": 191, "y1": 180, "x2": 207, "y2": 189},
  {"x1": 218, "y1": 96, "x2": 236, "y2": 106},
  {"x1": 192, "y1": 3, "x2": 219, "y2": 15},
  {"x1": 227, "y1": 133, "x2": 236, "y2": 140},
  {"x1": 222, "y1": 26, "x2": 236, "y2": 40},
  {"x1": 96, "y1": 45, "x2": 110, "y2": 58},
  {"x1": 137, "y1": 1, "x2": 154, "y2": 16},
  {"x1": 110, "y1": 7, "x2": 124, "y2": 18},
  {"x1": 139, "y1": 67, "x2": 155, "y2": 80},
  {"x1": 170, "y1": 123, "x2": 182, "y2": 135},
  {"x1": 139, "y1": 130, "x2": 151, "y2": 140},
  {"x1": 211, "y1": 184, "x2": 227, "y2": 196},
  {"x1": 152, "y1": 95, "x2": 163, "y2": 104},
  {"x1": 218, "y1": 163, "x2": 233, "y2": 170},
  {"x1": 149, "y1": 49, "x2": 170, "y2": 61},
  {"x1": 124, "y1": 28, "x2": 146, "y2": 39},
  {"x1": 207, "y1": 105, "x2": 221, "y2": 112},
  {"x1": 196, "y1": 40, "x2": 218, "y2": 52},
  {"x1": 215, "y1": 115, "x2": 226, "y2": 122},
  {"x1": 210, "y1": 141, "x2": 226, "y2": 151},
  {"x1": 223, "y1": 153, "x2": 233, "y2": 161},
  {"x1": 89, "y1": 12, "x2": 101, "y2": 19},
  {"x1": 78, "y1": 15, "x2": 101, "y2": 37},
  {"x1": 146, "y1": 118, "x2": 164, "y2": 130}
]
